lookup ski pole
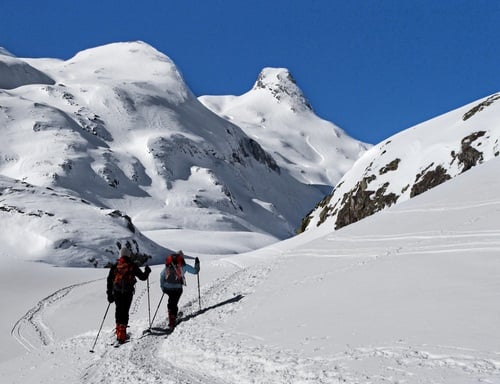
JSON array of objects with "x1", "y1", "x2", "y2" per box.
[
  {"x1": 197, "y1": 272, "x2": 202, "y2": 311},
  {"x1": 147, "y1": 273, "x2": 151, "y2": 330},
  {"x1": 150, "y1": 292, "x2": 165, "y2": 327},
  {"x1": 89, "y1": 302, "x2": 111, "y2": 353}
]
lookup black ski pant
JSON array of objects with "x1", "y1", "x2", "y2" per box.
[
  {"x1": 163, "y1": 288, "x2": 183, "y2": 317},
  {"x1": 113, "y1": 290, "x2": 134, "y2": 325}
]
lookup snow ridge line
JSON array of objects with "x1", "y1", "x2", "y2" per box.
[{"x1": 11, "y1": 278, "x2": 102, "y2": 352}]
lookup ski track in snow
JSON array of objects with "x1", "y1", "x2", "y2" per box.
[
  {"x1": 10, "y1": 278, "x2": 102, "y2": 353},
  {"x1": 80, "y1": 261, "x2": 269, "y2": 384},
  {"x1": 305, "y1": 135, "x2": 325, "y2": 164},
  {"x1": 315, "y1": 228, "x2": 500, "y2": 260},
  {"x1": 78, "y1": 257, "x2": 500, "y2": 383},
  {"x1": 10, "y1": 241, "x2": 500, "y2": 383}
]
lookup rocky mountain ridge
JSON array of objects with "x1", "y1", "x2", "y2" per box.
[
  {"x1": 300, "y1": 92, "x2": 500, "y2": 232},
  {"x1": 199, "y1": 68, "x2": 369, "y2": 188}
]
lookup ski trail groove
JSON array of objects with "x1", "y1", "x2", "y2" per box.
[
  {"x1": 159, "y1": 261, "x2": 346, "y2": 383},
  {"x1": 81, "y1": 262, "x2": 267, "y2": 384},
  {"x1": 11, "y1": 278, "x2": 102, "y2": 352},
  {"x1": 53, "y1": 257, "x2": 500, "y2": 383}
]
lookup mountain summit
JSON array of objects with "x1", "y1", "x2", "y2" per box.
[
  {"x1": 200, "y1": 68, "x2": 369, "y2": 188},
  {"x1": 60, "y1": 41, "x2": 192, "y2": 104},
  {"x1": 0, "y1": 42, "x2": 366, "y2": 265},
  {"x1": 252, "y1": 68, "x2": 313, "y2": 112}
]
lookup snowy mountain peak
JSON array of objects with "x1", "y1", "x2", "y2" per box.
[
  {"x1": 199, "y1": 67, "x2": 369, "y2": 188},
  {"x1": 1, "y1": 41, "x2": 355, "y2": 263},
  {"x1": 62, "y1": 41, "x2": 192, "y2": 103},
  {"x1": 252, "y1": 67, "x2": 312, "y2": 112}
]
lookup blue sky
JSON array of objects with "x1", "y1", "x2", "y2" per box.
[{"x1": 1, "y1": 0, "x2": 499, "y2": 144}]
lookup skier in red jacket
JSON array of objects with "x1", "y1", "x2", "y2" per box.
[{"x1": 107, "y1": 247, "x2": 151, "y2": 343}]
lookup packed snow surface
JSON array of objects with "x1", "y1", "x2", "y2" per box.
[{"x1": 1, "y1": 156, "x2": 499, "y2": 383}]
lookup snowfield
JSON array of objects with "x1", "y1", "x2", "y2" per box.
[{"x1": 1, "y1": 156, "x2": 499, "y2": 383}]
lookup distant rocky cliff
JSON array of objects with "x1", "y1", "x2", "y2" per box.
[{"x1": 300, "y1": 93, "x2": 500, "y2": 232}]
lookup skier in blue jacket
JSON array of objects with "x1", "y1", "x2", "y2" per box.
[{"x1": 160, "y1": 250, "x2": 199, "y2": 329}]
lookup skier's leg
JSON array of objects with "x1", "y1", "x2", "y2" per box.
[
  {"x1": 114, "y1": 292, "x2": 126, "y2": 342},
  {"x1": 121, "y1": 292, "x2": 134, "y2": 327},
  {"x1": 166, "y1": 288, "x2": 183, "y2": 329},
  {"x1": 114, "y1": 292, "x2": 133, "y2": 342}
]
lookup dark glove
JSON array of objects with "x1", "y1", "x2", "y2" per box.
[
  {"x1": 195, "y1": 257, "x2": 200, "y2": 272},
  {"x1": 107, "y1": 292, "x2": 114, "y2": 303},
  {"x1": 144, "y1": 265, "x2": 151, "y2": 275}
]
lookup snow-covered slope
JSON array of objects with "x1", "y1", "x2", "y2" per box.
[
  {"x1": 301, "y1": 92, "x2": 500, "y2": 232},
  {"x1": 0, "y1": 49, "x2": 54, "y2": 89},
  {"x1": 200, "y1": 67, "x2": 369, "y2": 189},
  {"x1": 1, "y1": 153, "x2": 499, "y2": 383},
  {"x1": 0, "y1": 175, "x2": 166, "y2": 266},
  {"x1": 0, "y1": 41, "x2": 366, "y2": 265}
]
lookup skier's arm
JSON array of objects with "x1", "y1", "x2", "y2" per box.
[
  {"x1": 159, "y1": 268, "x2": 167, "y2": 291},
  {"x1": 133, "y1": 264, "x2": 151, "y2": 281},
  {"x1": 183, "y1": 263, "x2": 198, "y2": 275}
]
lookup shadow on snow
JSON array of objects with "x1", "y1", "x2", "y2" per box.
[{"x1": 146, "y1": 294, "x2": 245, "y2": 336}]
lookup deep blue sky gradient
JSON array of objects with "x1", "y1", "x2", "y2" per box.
[{"x1": 1, "y1": 0, "x2": 499, "y2": 144}]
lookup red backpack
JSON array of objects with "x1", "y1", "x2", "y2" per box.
[
  {"x1": 165, "y1": 253, "x2": 186, "y2": 285},
  {"x1": 113, "y1": 257, "x2": 136, "y2": 293}
]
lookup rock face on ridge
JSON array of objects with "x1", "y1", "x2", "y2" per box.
[
  {"x1": 300, "y1": 93, "x2": 500, "y2": 233},
  {"x1": 200, "y1": 68, "x2": 370, "y2": 188},
  {"x1": 252, "y1": 68, "x2": 313, "y2": 112}
]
